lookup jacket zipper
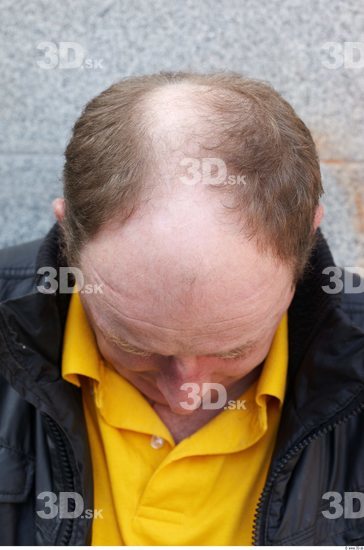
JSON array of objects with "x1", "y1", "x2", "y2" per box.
[
  {"x1": 44, "y1": 414, "x2": 76, "y2": 546},
  {"x1": 252, "y1": 400, "x2": 364, "y2": 545}
]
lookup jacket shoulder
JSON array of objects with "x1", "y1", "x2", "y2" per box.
[
  {"x1": 0, "y1": 238, "x2": 43, "y2": 301},
  {"x1": 0, "y1": 238, "x2": 43, "y2": 273}
]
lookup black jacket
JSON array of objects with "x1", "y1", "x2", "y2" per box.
[{"x1": 0, "y1": 223, "x2": 363, "y2": 545}]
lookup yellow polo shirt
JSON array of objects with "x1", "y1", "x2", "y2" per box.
[{"x1": 62, "y1": 291, "x2": 288, "y2": 545}]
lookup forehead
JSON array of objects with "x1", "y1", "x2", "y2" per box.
[{"x1": 79, "y1": 197, "x2": 293, "y2": 353}]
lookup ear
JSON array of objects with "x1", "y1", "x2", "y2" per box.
[
  {"x1": 313, "y1": 204, "x2": 324, "y2": 231},
  {"x1": 52, "y1": 198, "x2": 65, "y2": 223}
]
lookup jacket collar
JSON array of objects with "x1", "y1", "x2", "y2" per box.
[
  {"x1": 0, "y1": 223, "x2": 93, "y2": 544},
  {"x1": 275, "y1": 230, "x2": 364, "y2": 463}
]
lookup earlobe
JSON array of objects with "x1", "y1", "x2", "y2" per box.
[
  {"x1": 313, "y1": 204, "x2": 324, "y2": 231},
  {"x1": 52, "y1": 198, "x2": 65, "y2": 223}
]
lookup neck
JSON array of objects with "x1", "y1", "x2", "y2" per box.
[{"x1": 147, "y1": 362, "x2": 264, "y2": 444}]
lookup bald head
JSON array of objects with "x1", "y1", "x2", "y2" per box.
[{"x1": 63, "y1": 72, "x2": 323, "y2": 280}]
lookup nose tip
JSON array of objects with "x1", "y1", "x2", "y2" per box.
[
  {"x1": 156, "y1": 355, "x2": 203, "y2": 414},
  {"x1": 169, "y1": 355, "x2": 199, "y2": 378}
]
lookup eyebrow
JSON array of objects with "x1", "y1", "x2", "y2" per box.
[
  {"x1": 107, "y1": 334, "x2": 154, "y2": 356},
  {"x1": 105, "y1": 331, "x2": 256, "y2": 359},
  {"x1": 213, "y1": 340, "x2": 256, "y2": 359}
]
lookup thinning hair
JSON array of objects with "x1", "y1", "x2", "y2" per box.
[{"x1": 62, "y1": 71, "x2": 323, "y2": 281}]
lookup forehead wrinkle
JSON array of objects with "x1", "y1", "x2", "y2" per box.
[
  {"x1": 101, "y1": 321, "x2": 257, "y2": 357},
  {"x1": 91, "y1": 288, "x2": 259, "y2": 333},
  {"x1": 82, "y1": 249, "x2": 270, "y2": 331},
  {"x1": 82, "y1": 244, "x2": 202, "y2": 310},
  {"x1": 83, "y1": 267, "x2": 271, "y2": 355},
  {"x1": 90, "y1": 293, "x2": 267, "y2": 359},
  {"x1": 83, "y1": 239, "x2": 274, "y2": 312},
  {"x1": 82, "y1": 269, "x2": 276, "y2": 356}
]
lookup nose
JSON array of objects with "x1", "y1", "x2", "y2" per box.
[
  {"x1": 156, "y1": 355, "x2": 204, "y2": 414},
  {"x1": 169, "y1": 355, "x2": 200, "y2": 379}
]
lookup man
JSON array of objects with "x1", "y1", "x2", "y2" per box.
[{"x1": 0, "y1": 72, "x2": 363, "y2": 545}]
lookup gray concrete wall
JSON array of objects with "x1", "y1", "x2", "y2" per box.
[{"x1": 1, "y1": 0, "x2": 363, "y2": 269}]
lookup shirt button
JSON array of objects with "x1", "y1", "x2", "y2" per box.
[{"x1": 150, "y1": 435, "x2": 165, "y2": 449}]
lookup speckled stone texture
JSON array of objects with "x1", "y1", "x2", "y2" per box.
[{"x1": 1, "y1": 0, "x2": 363, "y2": 269}]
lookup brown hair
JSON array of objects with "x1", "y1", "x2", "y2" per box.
[{"x1": 62, "y1": 71, "x2": 323, "y2": 281}]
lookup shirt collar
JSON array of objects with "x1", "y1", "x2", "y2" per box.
[
  {"x1": 256, "y1": 312, "x2": 288, "y2": 408},
  {"x1": 62, "y1": 290, "x2": 100, "y2": 387}
]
